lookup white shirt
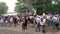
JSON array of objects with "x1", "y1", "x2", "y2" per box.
[
  {"x1": 47, "y1": 15, "x2": 51, "y2": 20},
  {"x1": 52, "y1": 16, "x2": 57, "y2": 22},
  {"x1": 0, "y1": 18, "x2": 4, "y2": 23},
  {"x1": 40, "y1": 19, "x2": 46, "y2": 25},
  {"x1": 36, "y1": 17, "x2": 41, "y2": 24},
  {"x1": 10, "y1": 17, "x2": 13, "y2": 22}
]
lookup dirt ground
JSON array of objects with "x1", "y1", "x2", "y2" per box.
[{"x1": 0, "y1": 23, "x2": 60, "y2": 34}]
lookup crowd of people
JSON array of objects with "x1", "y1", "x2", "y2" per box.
[
  {"x1": 0, "y1": 13, "x2": 60, "y2": 33},
  {"x1": 0, "y1": 16, "x2": 18, "y2": 27}
]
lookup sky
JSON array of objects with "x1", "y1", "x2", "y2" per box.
[{"x1": 0, "y1": 0, "x2": 17, "y2": 13}]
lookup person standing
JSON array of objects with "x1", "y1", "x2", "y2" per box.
[
  {"x1": 9, "y1": 16, "x2": 13, "y2": 26},
  {"x1": 40, "y1": 15, "x2": 46, "y2": 33},
  {"x1": 0, "y1": 17, "x2": 4, "y2": 26},
  {"x1": 47, "y1": 14, "x2": 51, "y2": 26},
  {"x1": 52, "y1": 15, "x2": 60, "y2": 30},
  {"x1": 13, "y1": 16, "x2": 18, "y2": 27},
  {"x1": 35, "y1": 16, "x2": 41, "y2": 32},
  {"x1": 22, "y1": 16, "x2": 28, "y2": 31},
  {"x1": 29, "y1": 16, "x2": 34, "y2": 24}
]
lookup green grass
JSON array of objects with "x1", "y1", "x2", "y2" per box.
[{"x1": 30, "y1": 22, "x2": 60, "y2": 32}]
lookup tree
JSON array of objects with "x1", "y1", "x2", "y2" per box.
[
  {"x1": 0, "y1": 2, "x2": 8, "y2": 14},
  {"x1": 15, "y1": 0, "x2": 34, "y2": 13},
  {"x1": 15, "y1": 0, "x2": 60, "y2": 15},
  {"x1": 29, "y1": 0, "x2": 52, "y2": 15},
  {"x1": 15, "y1": 0, "x2": 28, "y2": 13},
  {"x1": 28, "y1": 0, "x2": 60, "y2": 15},
  {"x1": 51, "y1": 0, "x2": 60, "y2": 14}
]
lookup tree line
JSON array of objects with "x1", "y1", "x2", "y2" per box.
[
  {"x1": 0, "y1": 0, "x2": 60, "y2": 15},
  {"x1": 15, "y1": 0, "x2": 60, "y2": 15}
]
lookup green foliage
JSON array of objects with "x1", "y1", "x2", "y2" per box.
[
  {"x1": 15, "y1": 0, "x2": 35, "y2": 13},
  {"x1": 15, "y1": 0, "x2": 29, "y2": 13},
  {"x1": 30, "y1": 0, "x2": 60, "y2": 15},
  {"x1": 15, "y1": 0, "x2": 24, "y2": 12},
  {"x1": 15, "y1": 0, "x2": 60, "y2": 15},
  {"x1": 29, "y1": 0, "x2": 52, "y2": 15},
  {"x1": 0, "y1": 2, "x2": 8, "y2": 14}
]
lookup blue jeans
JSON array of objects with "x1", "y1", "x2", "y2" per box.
[
  {"x1": 47, "y1": 20, "x2": 50, "y2": 26},
  {"x1": 36, "y1": 23, "x2": 40, "y2": 32},
  {"x1": 53, "y1": 22, "x2": 56, "y2": 30}
]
